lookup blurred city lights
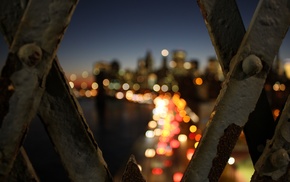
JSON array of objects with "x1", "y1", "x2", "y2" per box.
[
  {"x1": 173, "y1": 172, "x2": 183, "y2": 182},
  {"x1": 161, "y1": 85, "x2": 169, "y2": 92},
  {"x1": 133, "y1": 83, "x2": 140, "y2": 91},
  {"x1": 81, "y1": 82, "x2": 87, "y2": 89},
  {"x1": 145, "y1": 148, "x2": 156, "y2": 158},
  {"x1": 115, "y1": 92, "x2": 124, "y2": 99},
  {"x1": 153, "y1": 84, "x2": 160, "y2": 92},
  {"x1": 154, "y1": 128, "x2": 162, "y2": 136},
  {"x1": 148, "y1": 120, "x2": 158, "y2": 129},
  {"x1": 138, "y1": 165, "x2": 142, "y2": 172},
  {"x1": 228, "y1": 157, "x2": 235, "y2": 165},
  {"x1": 145, "y1": 130, "x2": 155, "y2": 138},
  {"x1": 70, "y1": 74, "x2": 77, "y2": 81},
  {"x1": 178, "y1": 134, "x2": 187, "y2": 142},
  {"x1": 183, "y1": 62, "x2": 191, "y2": 69},
  {"x1": 169, "y1": 60, "x2": 177, "y2": 68},
  {"x1": 91, "y1": 82, "x2": 98, "y2": 89},
  {"x1": 172, "y1": 85, "x2": 179, "y2": 92},
  {"x1": 152, "y1": 168, "x2": 163, "y2": 175},
  {"x1": 103, "y1": 79, "x2": 110, "y2": 86},
  {"x1": 170, "y1": 139, "x2": 180, "y2": 149},
  {"x1": 186, "y1": 148, "x2": 195, "y2": 160},
  {"x1": 194, "y1": 77, "x2": 203, "y2": 85},
  {"x1": 195, "y1": 134, "x2": 202, "y2": 142},
  {"x1": 82, "y1": 71, "x2": 89, "y2": 78},
  {"x1": 85, "y1": 90, "x2": 91, "y2": 97},
  {"x1": 273, "y1": 109, "x2": 280, "y2": 119},
  {"x1": 189, "y1": 125, "x2": 197, "y2": 133},
  {"x1": 122, "y1": 83, "x2": 130, "y2": 90},
  {"x1": 161, "y1": 49, "x2": 169, "y2": 57},
  {"x1": 69, "y1": 81, "x2": 74, "y2": 88},
  {"x1": 194, "y1": 142, "x2": 199, "y2": 148}
]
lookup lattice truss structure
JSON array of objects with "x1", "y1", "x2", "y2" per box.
[{"x1": 0, "y1": 0, "x2": 289, "y2": 181}]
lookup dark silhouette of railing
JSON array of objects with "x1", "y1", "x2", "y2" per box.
[{"x1": 0, "y1": 0, "x2": 290, "y2": 181}]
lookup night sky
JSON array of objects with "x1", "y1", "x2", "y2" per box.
[{"x1": 0, "y1": 0, "x2": 289, "y2": 77}]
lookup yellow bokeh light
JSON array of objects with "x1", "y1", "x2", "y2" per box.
[
  {"x1": 148, "y1": 120, "x2": 157, "y2": 129},
  {"x1": 91, "y1": 82, "x2": 98, "y2": 89},
  {"x1": 69, "y1": 81, "x2": 74, "y2": 88},
  {"x1": 189, "y1": 125, "x2": 197, "y2": 133}
]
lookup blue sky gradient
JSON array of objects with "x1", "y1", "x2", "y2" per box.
[{"x1": 0, "y1": 0, "x2": 289, "y2": 76}]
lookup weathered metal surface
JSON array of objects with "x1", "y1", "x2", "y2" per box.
[
  {"x1": 197, "y1": 0, "x2": 276, "y2": 167},
  {"x1": 0, "y1": 1, "x2": 41, "y2": 181},
  {"x1": 197, "y1": 0, "x2": 245, "y2": 74},
  {"x1": 0, "y1": 0, "x2": 113, "y2": 181},
  {"x1": 121, "y1": 155, "x2": 146, "y2": 182},
  {"x1": 0, "y1": 0, "x2": 27, "y2": 45},
  {"x1": 0, "y1": 0, "x2": 78, "y2": 179},
  {"x1": 38, "y1": 59, "x2": 113, "y2": 182},
  {"x1": 8, "y1": 147, "x2": 40, "y2": 182},
  {"x1": 252, "y1": 95, "x2": 290, "y2": 180},
  {"x1": 182, "y1": 0, "x2": 290, "y2": 181}
]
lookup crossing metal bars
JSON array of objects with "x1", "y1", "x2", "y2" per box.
[{"x1": 0, "y1": 0, "x2": 290, "y2": 181}]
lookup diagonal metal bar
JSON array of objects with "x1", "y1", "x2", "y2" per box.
[
  {"x1": 182, "y1": 0, "x2": 290, "y2": 181},
  {"x1": 252, "y1": 95, "x2": 290, "y2": 181},
  {"x1": 8, "y1": 147, "x2": 40, "y2": 181},
  {"x1": 0, "y1": 1, "x2": 40, "y2": 181},
  {"x1": 0, "y1": 1, "x2": 113, "y2": 181},
  {"x1": 0, "y1": 0, "x2": 28, "y2": 46},
  {"x1": 196, "y1": 0, "x2": 276, "y2": 165},
  {"x1": 251, "y1": 94, "x2": 290, "y2": 181},
  {"x1": 197, "y1": 0, "x2": 245, "y2": 74},
  {"x1": 0, "y1": 0, "x2": 78, "y2": 179},
  {"x1": 38, "y1": 59, "x2": 113, "y2": 181}
]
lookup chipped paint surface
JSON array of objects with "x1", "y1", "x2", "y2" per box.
[
  {"x1": 0, "y1": 0, "x2": 112, "y2": 181},
  {"x1": 0, "y1": 0, "x2": 78, "y2": 179},
  {"x1": 38, "y1": 60, "x2": 112, "y2": 181},
  {"x1": 183, "y1": 0, "x2": 290, "y2": 181},
  {"x1": 255, "y1": 95, "x2": 290, "y2": 180}
]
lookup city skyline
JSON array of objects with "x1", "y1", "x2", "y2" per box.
[{"x1": 0, "y1": 0, "x2": 289, "y2": 77}]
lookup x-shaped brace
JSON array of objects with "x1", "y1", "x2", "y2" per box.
[
  {"x1": 0, "y1": 1, "x2": 112, "y2": 181},
  {"x1": 182, "y1": 0, "x2": 290, "y2": 181}
]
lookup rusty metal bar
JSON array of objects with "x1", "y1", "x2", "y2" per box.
[
  {"x1": 196, "y1": 0, "x2": 276, "y2": 166},
  {"x1": 8, "y1": 147, "x2": 40, "y2": 181},
  {"x1": 252, "y1": 95, "x2": 290, "y2": 180},
  {"x1": 182, "y1": 0, "x2": 290, "y2": 181},
  {"x1": 0, "y1": 0, "x2": 113, "y2": 181},
  {"x1": 197, "y1": 0, "x2": 245, "y2": 74},
  {"x1": 121, "y1": 155, "x2": 146, "y2": 182},
  {"x1": 0, "y1": 0, "x2": 27, "y2": 46},
  {"x1": 0, "y1": 0, "x2": 78, "y2": 179},
  {"x1": 38, "y1": 59, "x2": 113, "y2": 181}
]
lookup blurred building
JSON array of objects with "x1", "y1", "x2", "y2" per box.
[{"x1": 89, "y1": 50, "x2": 290, "y2": 115}]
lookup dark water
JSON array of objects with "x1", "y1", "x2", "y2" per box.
[{"x1": 23, "y1": 98, "x2": 153, "y2": 181}]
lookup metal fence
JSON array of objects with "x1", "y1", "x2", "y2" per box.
[{"x1": 0, "y1": 0, "x2": 289, "y2": 181}]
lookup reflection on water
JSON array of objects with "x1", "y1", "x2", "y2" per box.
[{"x1": 23, "y1": 95, "x2": 253, "y2": 181}]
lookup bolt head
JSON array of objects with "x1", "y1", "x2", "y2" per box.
[
  {"x1": 17, "y1": 43, "x2": 42, "y2": 67},
  {"x1": 242, "y1": 54, "x2": 263, "y2": 76}
]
